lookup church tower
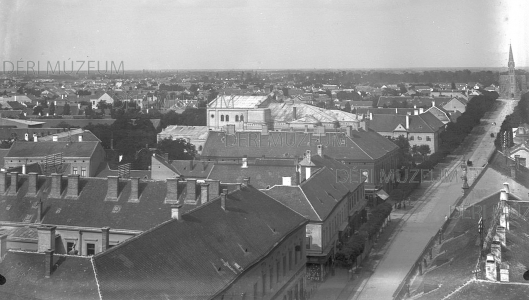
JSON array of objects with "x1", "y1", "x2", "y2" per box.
[
  {"x1": 508, "y1": 44, "x2": 515, "y2": 96},
  {"x1": 500, "y1": 43, "x2": 528, "y2": 99}
]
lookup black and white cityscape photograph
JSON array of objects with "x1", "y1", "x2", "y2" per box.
[{"x1": 0, "y1": 0, "x2": 529, "y2": 299}]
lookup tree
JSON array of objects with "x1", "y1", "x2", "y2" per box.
[
  {"x1": 62, "y1": 103, "x2": 71, "y2": 115},
  {"x1": 33, "y1": 106, "x2": 43, "y2": 116},
  {"x1": 451, "y1": 82, "x2": 456, "y2": 90},
  {"x1": 156, "y1": 138, "x2": 197, "y2": 160},
  {"x1": 389, "y1": 135, "x2": 411, "y2": 167},
  {"x1": 85, "y1": 105, "x2": 94, "y2": 118},
  {"x1": 49, "y1": 102, "x2": 55, "y2": 115},
  {"x1": 343, "y1": 101, "x2": 351, "y2": 112},
  {"x1": 417, "y1": 145, "x2": 431, "y2": 160}
]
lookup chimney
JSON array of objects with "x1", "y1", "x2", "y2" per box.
[
  {"x1": 165, "y1": 178, "x2": 179, "y2": 203},
  {"x1": 37, "y1": 225, "x2": 56, "y2": 253},
  {"x1": 129, "y1": 177, "x2": 139, "y2": 202},
  {"x1": 220, "y1": 189, "x2": 227, "y2": 210},
  {"x1": 395, "y1": 108, "x2": 398, "y2": 114},
  {"x1": 27, "y1": 172, "x2": 38, "y2": 196},
  {"x1": 497, "y1": 226, "x2": 506, "y2": 246},
  {"x1": 67, "y1": 174, "x2": 80, "y2": 198},
  {"x1": 0, "y1": 171, "x2": 6, "y2": 194},
  {"x1": 22, "y1": 164, "x2": 26, "y2": 174},
  {"x1": 0, "y1": 234, "x2": 7, "y2": 262},
  {"x1": 295, "y1": 169, "x2": 300, "y2": 185},
  {"x1": 262, "y1": 124, "x2": 269, "y2": 135},
  {"x1": 52, "y1": 135, "x2": 58, "y2": 142},
  {"x1": 346, "y1": 126, "x2": 352, "y2": 137},
  {"x1": 78, "y1": 135, "x2": 83, "y2": 142},
  {"x1": 241, "y1": 156, "x2": 248, "y2": 168},
  {"x1": 491, "y1": 240, "x2": 501, "y2": 263},
  {"x1": 106, "y1": 176, "x2": 119, "y2": 200},
  {"x1": 226, "y1": 124, "x2": 235, "y2": 135},
  {"x1": 317, "y1": 144, "x2": 323, "y2": 157},
  {"x1": 8, "y1": 172, "x2": 18, "y2": 195},
  {"x1": 44, "y1": 249, "x2": 54, "y2": 278},
  {"x1": 414, "y1": 110, "x2": 418, "y2": 115},
  {"x1": 186, "y1": 179, "x2": 197, "y2": 202},
  {"x1": 49, "y1": 173, "x2": 62, "y2": 198},
  {"x1": 205, "y1": 180, "x2": 220, "y2": 201},
  {"x1": 369, "y1": 112, "x2": 373, "y2": 120},
  {"x1": 25, "y1": 133, "x2": 29, "y2": 141},
  {"x1": 485, "y1": 254, "x2": 497, "y2": 281},
  {"x1": 282, "y1": 177, "x2": 292, "y2": 186},
  {"x1": 431, "y1": 100, "x2": 435, "y2": 107},
  {"x1": 33, "y1": 134, "x2": 38, "y2": 142},
  {"x1": 510, "y1": 165, "x2": 516, "y2": 179},
  {"x1": 37, "y1": 198, "x2": 43, "y2": 223},
  {"x1": 503, "y1": 183, "x2": 510, "y2": 194},
  {"x1": 500, "y1": 189, "x2": 508, "y2": 201},
  {"x1": 406, "y1": 115, "x2": 410, "y2": 129},
  {"x1": 200, "y1": 183, "x2": 209, "y2": 204},
  {"x1": 359, "y1": 121, "x2": 366, "y2": 131},
  {"x1": 414, "y1": 104, "x2": 417, "y2": 109},
  {"x1": 292, "y1": 106, "x2": 297, "y2": 120},
  {"x1": 101, "y1": 227, "x2": 110, "y2": 252},
  {"x1": 171, "y1": 204, "x2": 183, "y2": 220},
  {"x1": 78, "y1": 103, "x2": 81, "y2": 109},
  {"x1": 500, "y1": 265, "x2": 510, "y2": 282},
  {"x1": 243, "y1": 177, "x2": 250, "y2": 187},
  {"x1": 419, "y1": 108, "x2": 424, "y2": 114}
]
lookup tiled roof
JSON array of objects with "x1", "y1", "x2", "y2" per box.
[
  {"x1": 0, "y1": 251, "x2": 99, "y2": 300},
  {"x1": 367, "y1": 113, "x2": 443, "y2": 133},
  {"x1": 268, "y1": 102, "x2": 360, "y2": 124},
  {"x1": 208, "y1": 163, "x2": 298, "y2": 189},
  {"x1": 201, "y1": 129, "x2": 398, "y2": 162},
  {"x1": 158, "y1": 125, "x2": 210, "y2": 140},
  {"x1": 6, "y1": 141, "x2": 100, "y2": 158},
  {"x1": 38, "y1": 129, "x2": 101, "y2": 142},
  {"x1": 425, "y1": 106, "x2": 451, "y2": 124},
  {"x1": 208, "y1": 95, "x2": 269, "y2": 108},
  {"x1": 93, "y1": 186, "x2": 307, "y2": 299},
  {"x1": 356, "y1": 108, "x2": 415, "y2": 116},
  {"x1": 263, "y1": 155, "x2": 364, "y2": 222}
]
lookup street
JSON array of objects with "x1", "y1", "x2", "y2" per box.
[{"x1": 350, "y1": 99, "x2": 517, "y2": 300}]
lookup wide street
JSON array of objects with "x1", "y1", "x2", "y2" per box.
[{"x1": 350, "y1": 99, "x2": 517, "y2": 300}]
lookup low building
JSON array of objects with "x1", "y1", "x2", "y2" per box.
[{"x1": 157, "y1": 125, "x2": 210, "y2": 154}]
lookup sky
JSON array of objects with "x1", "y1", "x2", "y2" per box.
[{"x1": 1, "y1": 0, "x2": 528, "y2": 70}]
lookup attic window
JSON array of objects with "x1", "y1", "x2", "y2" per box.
[
  {"x1": 6, "y1": 205, "x2": 11, "y2": 210},
  {"x1": 112, "y1": 205, "x2": 121, "y2": 213},
  {"x1": 23, "y1": 214, "x2": 32, "y2": 222},
  {"x1": 55, "y1": 208, "x2": 61, "y2": 214}
]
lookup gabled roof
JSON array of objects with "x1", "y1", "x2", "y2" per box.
[
  {"x1": 201, "y1": 128, "x2": 398, "y2": 161},
  {"x1": 425, "y1": 106, "x2": 451, "y2": 124},
  {"x1": 208, "y1": 95, "x2": 269, "y2": 109},
  {"x1": 5, "y1": 141, "x2": 100, "y2": 158},
  {"x1": 92, "y1": 186, "x2": 307, "y2": 300},
  {"x1": 0, "y1": 251, "x2": 100, "y2": 300}
]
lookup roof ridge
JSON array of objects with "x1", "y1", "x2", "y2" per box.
[
  {"x1": 298, "y1": 183, "x2": 322, "y2": 221},
  {"x1": 90, "y1": 256, "x2": 103, "y2": 300}
]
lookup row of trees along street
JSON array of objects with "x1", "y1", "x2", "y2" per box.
[{"x1": 495, "y1": 92, "x2": 529, "y2": 149}]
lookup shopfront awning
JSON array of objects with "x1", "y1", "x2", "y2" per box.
[{"x1": 376, "y1": 189, "x2": 390, "y2": 200}]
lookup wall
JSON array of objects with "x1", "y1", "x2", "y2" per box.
[
  {"x1": 306, "y1": 223, "x2": 322, "y2": 253},
  {"x1": 215, "y1": 225, "x2": 306, "y2": 300},
  {"x1": 151, "y1": 157, "x2": 178, "y2": 180},
  {"x1": 408, "y1": 132, "x2": 437, "y2": 154},
  {"x1": 88, "y1": 143, "x2": 106, "y2": 177}
]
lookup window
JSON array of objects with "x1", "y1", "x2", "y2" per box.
[
  {"x1": 67, "y1": 242, "x2": 75, "y2": 253},
  {"x1": 417, "y1": 136, "x2": 422, "y2": 140},
  {"x1": 86, "y1": 243, "x2": 96, "y2": 256},
  {"x1": 426, "y1": 136, "x2": 431, "y2": 141},
  {"x1": 210, "y1": 114, "x2": 214, "y2": 118},
  {"x1": 306, "y1": 236, "x2": 311, "y2": 249},
  {"x1": 235, "y1": 115, "x2": 239, "y2": 122},
  {"x1": 409, "y1": 136, "x2": 414, "y2": 141},
  {"x1": 226, "y1": 115, "x2": 229, "y2": 122},
  {"x1": 276, "y1": 261, "x2": 280, "y2": 283},
  {"x1": 221, "y1": 115, "x2": 224, "y2": 121},
  {"x1": 240, "y1": 115, "x2": 244, "y2": 121},
  {"x1": 254, "y1": 282, "x2": 259, "y2": 299},
  {"x1": 81, "y1": 167, "x2": 86, "y2": 177},
  {"x1": 289, "y1": 249, "x2": 293, "y2": 270},
  {"x1": 73, "y1": 167, "x2": 78, "y2": 175}
]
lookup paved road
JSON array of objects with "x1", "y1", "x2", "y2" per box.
[{"x1": 351, "y1": 99, "x2": 516, "y2": 300}]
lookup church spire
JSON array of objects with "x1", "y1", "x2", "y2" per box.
[{"x1": 508, "y1": 44, "x2": 515, "y2": 74}]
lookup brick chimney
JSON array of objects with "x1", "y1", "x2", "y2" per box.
[
  {"x1": 101, "y1": 227, "x2": 110, "y2": 252},
  {"x1": 33, "y1": 134, "x2": 38, "y2": 142},
  {"x1": 171, "y1": 204, "x2": 183, "y2": 220},
  {"x1": 165, "y1": 178, "x2": 179, "y2": 203},
  {"x1": 369, "y1": 112, "x2": 373, "y2": 120},
  {"x1": 186, "y1": 179, "x2": 197, "y2": 202},
  {"x1": 0, "y1": 234, "x2": 7, "y2": 262},
  {"x1": 262, "y1": 124, "x2": 269, "y2": 135},
  {"x1": 406, "y1": 115, "x2": 410, "y2": 130},
  {"x1": 27, "y1": 172, "x2": 38, "y2": 196},
  {"x1": 206, "y1": 179, "x2": 220, "y2": 201},
  {"x1": 485, "y1": 254, "x2": 497, "y2": 281},
  {"x1": 200, "y1": 183, "x2": 209, "y2": 204},
  {"x1": 220, "y1": 190, "x2": 227, "y2": 210},
  {"x1": 8, "y1": 172, "x2": 18, "y2": 195},
  {"x1": 37, "y1": 198, "x2": 43, "y2": 223},
  {"x1": 491, "y1": 240, "x2": 501, "y2": 263},
  {"x1": 243, "y1": 177, "x2": 250, "y2": 187},
  {"x1": 44, "y1": 249, "x2": 54, "y2": 278},
  {"x1": 49, "y1": 173, "x2": 62, "y2": 198},
  {"x1": 78, "y1": 135, "x2": 83, "y2": 142},
  {"x1": 0, "y1": 171, "x2": 6, "y2": 194},
  {"x1": 67, "y1": 174, "x2": 80, "y2": 198},
  {"x1": 497, "y1": 226, "x2": 506, "y2": 246},
  {"x1": 241, "y1": 156, "x2": 248, "y2": 168},
  {"x1": 106, "y1": 176, "x2": 119, "y2": 200},
  {"x1": 503, "y1": 182, "x2": 510, "y2": 194},
  {"x1": 317, "y1": 144, "x2": 323, "y2": 157},
  {"x1": 37, "y1": 225, "x2": 56, "y2": 253},
  {"x1": 129, "y1": 177, "x2": 139, "y2": 202},
  {"x1": 414, "y1": 109, "x2": 419, "y2": 115}
]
